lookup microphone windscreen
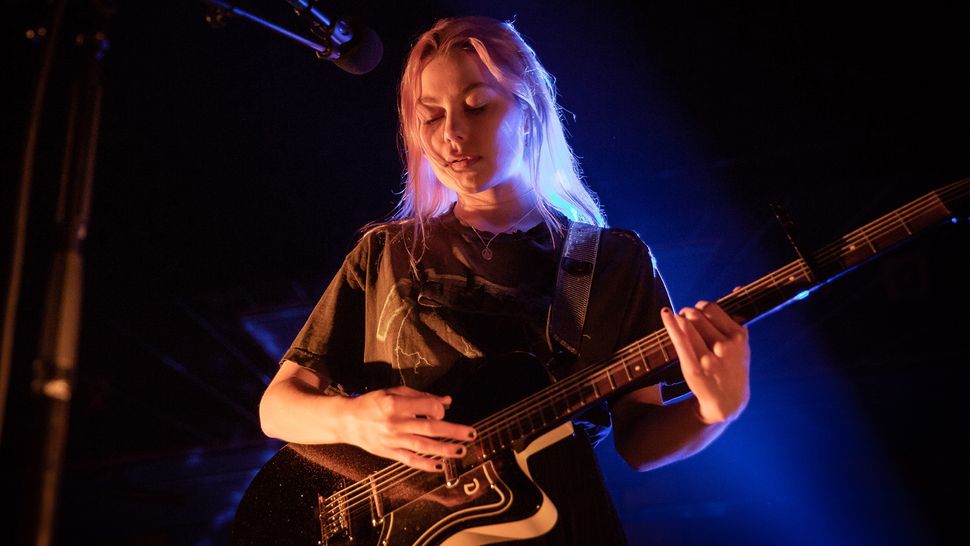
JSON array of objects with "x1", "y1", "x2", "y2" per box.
[{"x1": 335, "y1": 24, "x2": 383, "y2": 75}]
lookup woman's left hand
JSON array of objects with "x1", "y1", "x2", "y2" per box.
[{"x1": 660, "y1": 300, "x2": 750, "y2": 425}]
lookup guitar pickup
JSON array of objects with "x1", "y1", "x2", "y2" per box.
[{"x1": 368, "y1": 475, "x2": 385, "y2": 526}]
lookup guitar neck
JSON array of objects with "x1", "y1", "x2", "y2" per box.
[{"x1": 465, "y1": 178, "x2": 969, "y2": 459}]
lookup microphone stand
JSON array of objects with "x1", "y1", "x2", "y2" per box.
[{"x1": 3, "y1": 1, "x2": 110, "y2": 544}]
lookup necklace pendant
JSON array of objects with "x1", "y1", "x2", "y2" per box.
[{"x1": 481, "y1": 248, "x2": 494, "y2": 261}]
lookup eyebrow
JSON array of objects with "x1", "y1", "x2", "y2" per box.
[{"x1": 418, "y1": 82, "x2": 491, "y2": 106}]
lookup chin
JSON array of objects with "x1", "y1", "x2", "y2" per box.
[{"x1": 441, "y1": 174, "x2": 496, "y2": 196}]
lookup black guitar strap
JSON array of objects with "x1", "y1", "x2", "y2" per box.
[{"x1": 547, "y1": 220, "x2": 601, "y2": 357}]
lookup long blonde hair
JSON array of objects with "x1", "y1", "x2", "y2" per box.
[{"x1": 392, "y1": 16, "x2": 606, "y2": 238}]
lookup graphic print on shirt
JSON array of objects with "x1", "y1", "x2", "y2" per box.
[{"x1": 374, "y1": 268, "x2": 548, "y2": 386}]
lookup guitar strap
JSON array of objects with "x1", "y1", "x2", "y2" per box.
[
  {"x1": 547, "y1": 220, "x2": 601, "y2": 358},
  {"x1": 547, "y1": 222, "x2": 691, "y2": 405}
]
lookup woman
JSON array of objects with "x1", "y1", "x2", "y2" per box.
[{"x1": 258, "y1": 16, "x2": 750, "y2": 544}]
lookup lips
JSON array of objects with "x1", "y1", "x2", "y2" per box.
[{"x1": 447, "y1": 155, "x2": 480, "y2": 171}]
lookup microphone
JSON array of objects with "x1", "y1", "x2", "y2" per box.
[{"x1": 284, "y1": 0, "x2": 383, "y2": 74}]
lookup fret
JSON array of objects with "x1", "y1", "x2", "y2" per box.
[
  {"x1": 581, "y1": 383, "x2": 599, "y2": 404},
  {"x1": 528, "y1": 408, "x2": 544, "y2": 431},
  {"x1": 554, "y1": 390, "x2": 570, "y2": 415},
  {"x1": 859, "y1": 228, "x2": 878, "y2": 253},
  {"x1": 785, "y1": 261, "x2": 811, "y2": 287},
  {"x1": 492, "y1": 426, "x2": 512, "y2": 449},
  {"x1": 594, "y1": 375, "x2": 613, "y2": 396},
  {"x1": 836, "y1": 233, "x2": 875, "y2": 269},
  {"x1": 482, "y1": 432, "x2": 496, "y2": 455},
  {"x1": 559, "y1": 389, "x2": 579, "y2": 410},
  {"x1": 772, "y1": 266, "x2": 807, "y2": 299},
  {"x1": 741, "y1": 288, "x2": 762, "y2": 315},
  {"x1": 621, "y1": 359, "x2": 634, "y2": 381},
  {"x1": 768, "y1": 273, "x2": 790, "y2": 300},
  {"x1": 507, "y1": 412, "x2": 523, "y2": 439},
  {"x1": 899, "y1": 199, "x2": 950, "y2": 233},
  {"x1": 658, "y1": 337, "x2": 671, "y2": 363},
  {"x1": 873, "y1": 225, "x2": 910, "y2": 250},
  {"x1": 493, "y1": 430, "x2": 506, "y2": 452},
  {"x1": 609, "y1": 365, "x2": 632, "y2": 389},
  {"x1": 776, "y1": 275, "x2": 797, "y2": 301},
  {"x1": 540, "y1": 402, "x2": 557, "y2": 424},
  {"x1": 565, "y1": 387, "x2": 583, "y2": 412},
  {"x1": 796, "y1": 259, "x2": 813, "y2": 284},
  {"x1": 519, "y1": 412, "x2": 533, "y2": 436},
  {"x1": 634, "y1": 343, "x2": 650, "y2": 373},
  {"x1": 892, "y1": 211, "x2": 913, "y2": 235}
]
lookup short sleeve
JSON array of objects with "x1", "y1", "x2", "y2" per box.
[
  {"x1": 602, "y1": 229, "x2": 690, "y2": 404},
  {"x1": 280, "y1": 235, "x2": 370, "y2": 393},
  {"x1": 569, "y1": 228, "x2": 677, "y2": 445},
  {"x1": 611, "y1": 231, "x2": 673, "y2": 350}
]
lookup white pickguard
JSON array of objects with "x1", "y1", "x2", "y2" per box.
[{"x1": 436, "y1": 421, "x2": 574, "y2": 546}]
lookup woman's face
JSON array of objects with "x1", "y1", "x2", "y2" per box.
[{"x1": 417, "y1": 52, "x2": 529, "y2": 201}]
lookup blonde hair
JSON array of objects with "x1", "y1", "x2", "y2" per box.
[{"x1": 392, "y1": 16, "x2": 606, "y2": 237}]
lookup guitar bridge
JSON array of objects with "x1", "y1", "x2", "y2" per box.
[{"x1": 319, "y1": 490, "x2": 352, "y2": 543}]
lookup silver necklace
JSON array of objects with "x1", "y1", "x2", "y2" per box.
[{"x1": 465, "y1": 204, "x2": 538, "y2": 261}]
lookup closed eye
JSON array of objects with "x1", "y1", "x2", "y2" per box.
[{"x1": 421, "y1": 105, "x2": 486, "y2": 126}]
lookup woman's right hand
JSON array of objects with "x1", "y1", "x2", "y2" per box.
[{"x1": 342, "y1": 385, "x2": 477, "y2": 473}]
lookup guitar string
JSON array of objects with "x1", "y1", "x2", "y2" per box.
[
  {"x1": 810, "y1": 184, "x2": 966, "y2": 264},
  {"x1": 810, "y1": 184, "x2": 964, "y2": 262},
  {"x1": 321, "y1": 182, "x2": 968, "y2": 523}
]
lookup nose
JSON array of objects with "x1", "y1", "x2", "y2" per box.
[{"x1": 443, "y1": 111, "x2": 466, "y2": 143}]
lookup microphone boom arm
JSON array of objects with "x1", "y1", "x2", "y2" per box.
[{"x1": 202, "y1": 0, "x2": 333, "y2": 57}]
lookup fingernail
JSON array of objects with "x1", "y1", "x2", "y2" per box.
[
  {"x1": 434, "y1": 463, "x2": 443, "y2": 470},
  {"x1": 455, "y1": 447, "x2": 465, "y2": 455},
  {"x1": 468, "y1": 431, "x2": 476, "y2": 439},
  {"x1": 661, "y1": 307, "x2": 671, "y2": 314}
]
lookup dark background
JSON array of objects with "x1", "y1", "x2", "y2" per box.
[{"x1": 2, "y1": 1, "x2": 967, "y2": 545}]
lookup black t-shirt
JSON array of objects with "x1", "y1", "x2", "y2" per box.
[{"x1": 282, "y1": 208, "x2": 673, "y2": 544}]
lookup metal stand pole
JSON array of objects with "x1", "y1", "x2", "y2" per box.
[{"x1": 20, "y1": 3, "x2": 109, "y2": 544}]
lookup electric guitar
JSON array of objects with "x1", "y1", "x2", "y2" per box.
[{"x1": 231, "y1": 178, "x2": 968, "y2": 545}]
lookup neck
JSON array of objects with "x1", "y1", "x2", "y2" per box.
[{"x1": 454, "y1": 189, "x2": 540, "y2": 233}]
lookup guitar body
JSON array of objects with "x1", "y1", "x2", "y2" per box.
[
  {"x1": 232, "y1": 424, "x2": 573, "y2": 545},
  {"x1": 232, "y1": 352, "x2": 573, "y2": 545}
]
